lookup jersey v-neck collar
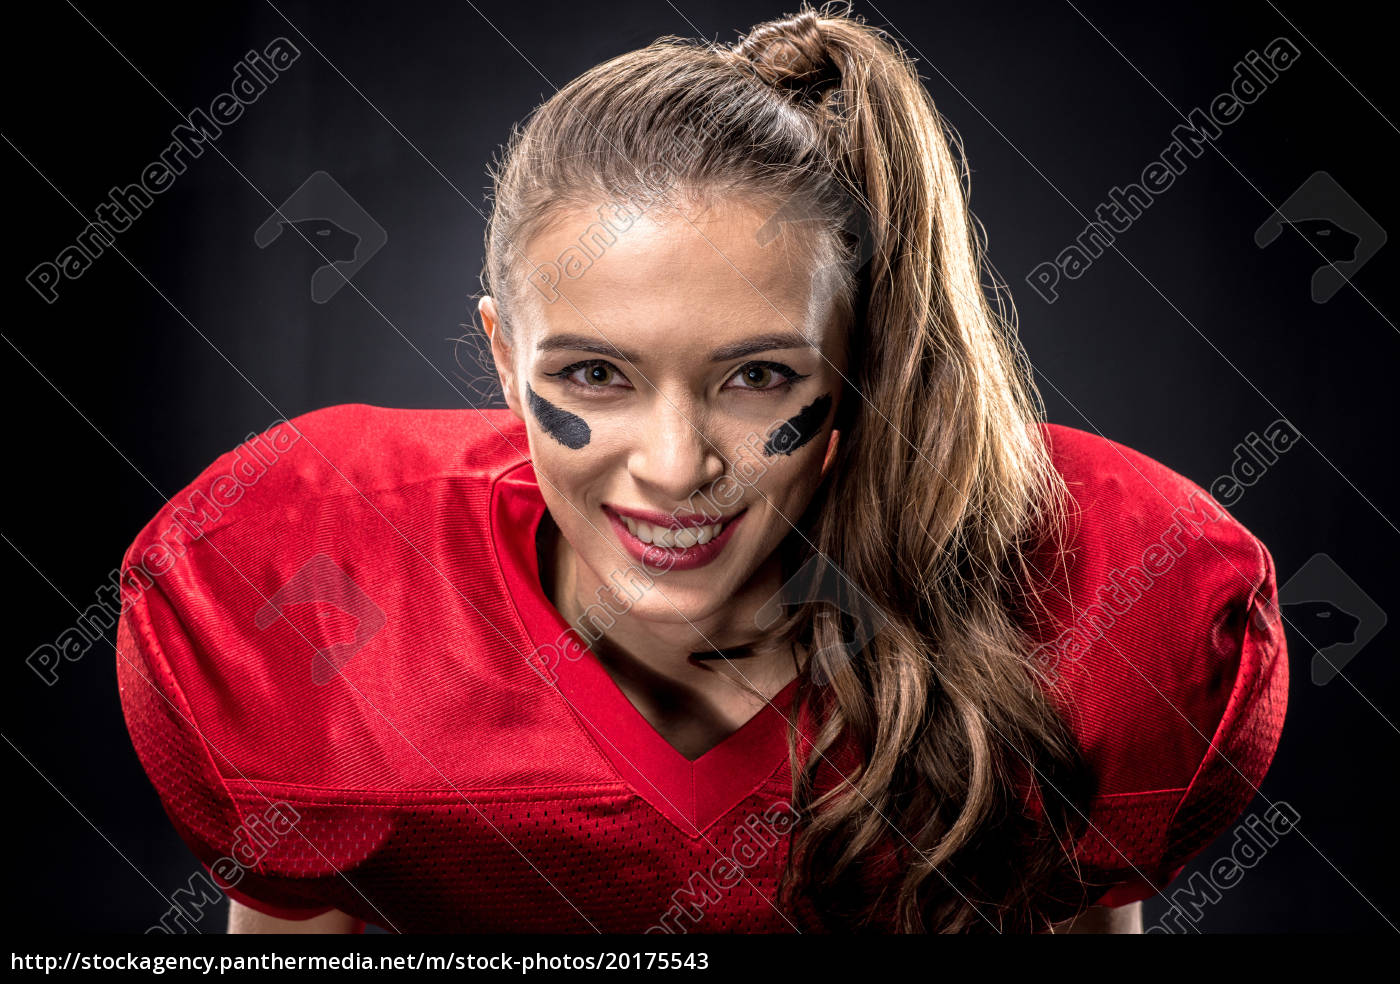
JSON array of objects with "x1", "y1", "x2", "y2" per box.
[{"x1": 489, "y1": 459, "x2": 798, "y2": 838}]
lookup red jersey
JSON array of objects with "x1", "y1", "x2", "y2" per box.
[{"x1": 114, "y1": 404, "x2": 1288, "y2": 932}]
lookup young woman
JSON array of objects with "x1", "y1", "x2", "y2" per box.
[{"x1": 116, "y1": 4, "x2": 1287, "y2": 934}]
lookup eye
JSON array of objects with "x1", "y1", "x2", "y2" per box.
[
  {"x1": 724, "y1": 360, "x2": 809, "y2": 393},
  {"x1": 545, "y1": 359, "x2": 633, "y2": 393}
]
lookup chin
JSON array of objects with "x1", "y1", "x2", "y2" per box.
[{"x1": 619, "y1": 574, "x2": 740, "y2": 624}]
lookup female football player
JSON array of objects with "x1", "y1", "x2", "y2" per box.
[{"x1": 117, "y1": 3, "x2": 1287, "y2": 934}]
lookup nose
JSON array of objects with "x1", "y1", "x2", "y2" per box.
[{"x1": 627, "y1": 399, "x2": 726, "y2": 505}]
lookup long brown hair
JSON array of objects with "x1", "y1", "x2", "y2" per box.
[{"x1": 479, "y1": 1, "x2": 1097, "y2": 932}]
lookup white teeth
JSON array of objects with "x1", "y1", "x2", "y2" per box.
[{"x1": 618, "y1": 514, "x2": 723, "y2": 549}]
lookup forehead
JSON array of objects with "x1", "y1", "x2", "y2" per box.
[{"x1": 514, "y1": 196, "x2": 838, "y2": 355}]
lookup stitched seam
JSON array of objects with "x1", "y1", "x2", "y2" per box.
[
  {"x1": 487, "y1": 459, "x2": 632, "y2": 790},
  {"x1": 223, "y1": 778, "x2": 632, "y2": 802},
  {"x1": 228, "y1": 792, "x2": 638, "y2": 810},
  {"x1": 1164, "y1": 534, "x2": 1269, "y2": 839}
]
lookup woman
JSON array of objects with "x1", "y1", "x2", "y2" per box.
[{"x1": 116, "y1": 4, "x2": 1287, "y2": 934}]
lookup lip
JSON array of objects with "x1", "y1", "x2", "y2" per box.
[{"x1": 602, "y1": 505, "x2": 747, "y2": 572}]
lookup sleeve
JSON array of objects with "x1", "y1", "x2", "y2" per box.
[
  {"x1": 116, "y1": 575, "x2": 338, "y2": 922},
  {"x1": 1085, "y1": 543, "x2": 1290, "y2": 909}
]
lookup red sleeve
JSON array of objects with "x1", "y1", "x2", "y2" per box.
[
  {"x1": 1092, "y1": 571, "x2": 1289, "y2": 907},
  {"x1": 1032, "y1": 424, "x2": 1291, "y2": 912},
  {"x1": 116, "y1": 577, "x2": 337, "y2": 922}
]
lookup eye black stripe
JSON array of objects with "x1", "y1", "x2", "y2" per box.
[
  {"x1": 527, "y1": 383, "x2": 591, "y2": 449},
  {"x1": 764, "y1": 394, "x2": 831, "y2": 456}
]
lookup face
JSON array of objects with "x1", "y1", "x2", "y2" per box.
[{"x1": 482, "y1": 195, "x2": 847, "y2": 629}]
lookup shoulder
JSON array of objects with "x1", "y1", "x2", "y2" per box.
[
  {"x1": 114, "y1": 403, "x2": 546, "y2": 788},
  {"x1": 117, "y1": 402, "x2": 531, "y2": 680},
  {"x1": 117, "y1": 402, "x2": 532, "y2": 711},
  {"x1": 1028, "y1": 423, "x2": 1290, "y2": 906},
  {"x1": 115, "y1": 400, "x2": 535, "y2": 692},
  {"x1": 123, "y1": 403, "x2": 528, "y2": 564},
  {"x1": 113, "y1": 404, "x2": 599, "y2": 914}
]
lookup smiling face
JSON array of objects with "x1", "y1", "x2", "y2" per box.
[{"x1": 483, "y1": 194, "x2": 848, "y2": 634}]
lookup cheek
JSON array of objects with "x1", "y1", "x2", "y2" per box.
[
  {"x1": 722, "y1": 428, "x2": 828, "y2": 518},
  {"x1": 527, "y1": 424, "x2": 621, "y2": 525},
  {"x1": 532, "y1": 455, "x2": 605, "y2": 553},
  {"x1": 717, "y1": 403, "x2": 835, "y2": 499}
]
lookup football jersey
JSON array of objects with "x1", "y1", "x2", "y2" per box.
[{"x1": 114, "y1": 404, "x2": 1288, "y2": 932}]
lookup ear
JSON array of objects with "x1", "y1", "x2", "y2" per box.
[
  {"x1": 479, "y1": 295, "x2": 523, "y2": 420},
  {"x1": 821, "y1": 428, "x2": 841, "y2": 479}
]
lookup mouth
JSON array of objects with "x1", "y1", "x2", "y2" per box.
[{"x1": 602, "y1": 504, "x2": 747, "y2": 571}]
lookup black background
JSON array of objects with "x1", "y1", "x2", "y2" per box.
[{"x1": 3, "y1": 0, "x2": 1395, "y2": 933}]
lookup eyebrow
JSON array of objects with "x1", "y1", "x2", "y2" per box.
[{"x1": 536, "y1": 330, "x2": 814, "y2": 364}]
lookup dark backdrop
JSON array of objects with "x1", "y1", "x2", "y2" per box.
[{"x1": 3, "y1": 0, "x2": 1394, "y2": 934}]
